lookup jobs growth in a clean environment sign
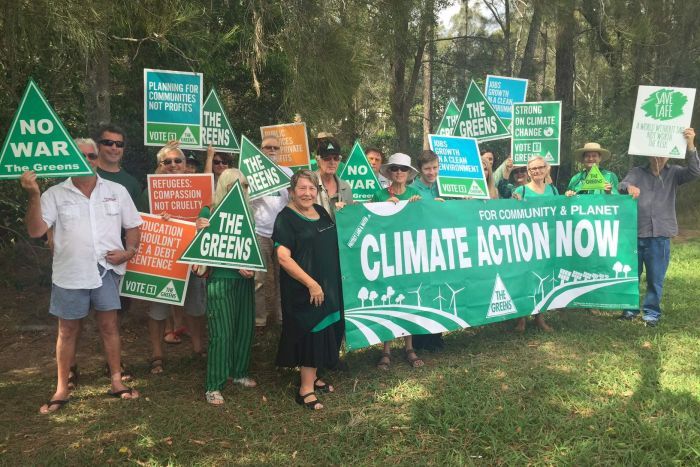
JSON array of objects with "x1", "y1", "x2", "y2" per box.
[{"x1": 144, "y1": 69, "x2": 203, "y2": 149}]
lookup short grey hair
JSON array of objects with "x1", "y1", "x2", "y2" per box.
[
  {"x1": 74, "y1": 138, "x2": 97, "y2": 153},
  {"x1": 156, "y1": 143, "x2": 185, "y2": 163}
]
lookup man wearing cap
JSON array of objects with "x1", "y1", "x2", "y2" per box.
[
  {"x1": 618, "y1": 128, "x2": 699, "y2": 326},
  {"x1": 250, "y1": 135, "x2": 292, "y2": 331},
  {"x1": 565, "y1": 143, "x2": 619, "y2": 196},
  {"x1": 314, "y1": 135, "x2": 353, "y2": 221}
]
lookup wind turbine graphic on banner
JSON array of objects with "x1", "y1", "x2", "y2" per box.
[
  {"x1": 434, "y1": 287, "x2": 446, "y2": 311},
  {"x1": 409, "y1": 283, "x2": 423, "y2": 307},
  {"x1": 446, "y1": 283, "x2": 465, "y2": 316}
]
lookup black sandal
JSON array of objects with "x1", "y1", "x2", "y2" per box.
[
  {"x1": 41, "y1": 399, "x2": 70, "y2": 414},
  {"x1": 107, "y1": 387, "x2": 137, "y2": 399},
  {"x1": 150, "y1": 357, "x2": 164, "y2": 375},
  {"x1": 314, "y1": 377, "x2": 334, "y2": 393},
  {"x1": 295, "y1": 391, "x2": 323, "y2": 410},
  {"x1": 68, "y1": 365, "x2": 79, "y2": 390}
]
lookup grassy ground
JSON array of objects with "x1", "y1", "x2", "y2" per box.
[{"x1": 1, "y1": 238, "x2": 699, "y2": 465}]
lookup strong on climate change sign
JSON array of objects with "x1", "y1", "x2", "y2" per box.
[{"x1": 335, "y1": 196, "x2": 639, "y2": 350}]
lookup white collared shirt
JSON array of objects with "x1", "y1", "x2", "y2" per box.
[
  {"x1": 250, "y1": 166, "x2": 292, "y2": 238},
  {"x1": 41, "y1": 176, "x2": 143, "y2": 289}
]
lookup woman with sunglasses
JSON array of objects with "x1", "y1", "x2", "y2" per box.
[
  {"x1": 370, "y1": 153, "x2": 422, "y2": 203},
  {"x1": 511, "y1": 156, "x2": 558, "y2": 332},
  {"x1": 273, "y1": 170, "x2": 342, "y2": 410},
  {"x1": 204, "y1": 145, "x2": 234, "y2": 185},
  {"x1": 314, "y1": 136, "x2": 353, "y2": 221},
  {"x1": 138, "y1": 143, "x2": 207, "y2": 374},
  {"x1": 371, "y1": 153, "x2": 424, "y2": 369},
  {"x1": 195, "y1": 169, "x2": 258, "y2": 405}
]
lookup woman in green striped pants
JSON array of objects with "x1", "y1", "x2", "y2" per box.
[{"x1": 196, "y1": 168, "x2": 257, "y2": 405}]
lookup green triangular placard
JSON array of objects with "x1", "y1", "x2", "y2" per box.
[
  {"x1": 238, "y1": 135, "x2": 291, "y2": 200},
  {"x1": 435, "y1": 98, "x2": 461, "y2": 136},
  {"x1": 468, "y1": 180, "x2": 487, "y2": 197},
  {"x1": 179, "y1": 180, "x2": 266, "y2": 271},
  {"x1": 453, "y1": 81, "x2": 510, "y2": 142},
  {"x1": 578, "y1": 164, "x2": 607, "y2": 191},
  {"x1": 202, "y1": 88, "x2": 240, "y2": 153},
  {"x1": 339, "y1": 141, "x2": 381, "y2": 202},
  {"x1": 0, "y1": 79, "x2": 94, "y2": 179}
]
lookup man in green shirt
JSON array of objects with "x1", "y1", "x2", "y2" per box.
[
  {"x1": 94, "y1": 124, "x2": 142, "y2": 204},
  {"x1": 411, "y1": 149, "x2": 441, "y2": 199},
  {"x1": 565, "y1": 142, "x2": 618, "y2": 196}
]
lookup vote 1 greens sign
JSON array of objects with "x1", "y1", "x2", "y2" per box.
[
  {"x1": 335, "y1": 195, "x2": 639, "y2": 351},
  {"x1": 238, "y1": 135, "x2": 291, "y2": 200},
  {"x1": 511, "y1": 101, "x2": 562, "y2": 166},
  {"x1": 435, "y1": 99, "x2": 461, "y2": 136},
  {"x1": 144, "y1": 69, "x2": 203, "y2": 149},
  {"x1": 120, "y1": 214, "x2": 197, "y2": 306},
  {"x1": 179, "y1": 180, "x2": 265, "y2": 271},
  {"x1": 0, "y1": 79, "x2": 94, "y2": 179},
  {"x1": 428, "y1": 134, "x2": 488, "y2": 199},
  {"x1": 628, "y1": 85, "x2": 696, "y2": 159},
  {"x1": 453, "y1": 80, "x2": 510, "y2": 141},
  {"x1": 202, "y1": 88, "x2": 240, "y2": 153},
  {"x1": 339, "y1": 141, "x2": 380, "y2": 202}
]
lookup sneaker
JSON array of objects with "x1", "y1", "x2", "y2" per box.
[
  {"x1": 205, "y1": 390, "x2": 225, "y2": 405},
  {"x1": 644, "y1": 319, "x2": 659, "y2": 327}
]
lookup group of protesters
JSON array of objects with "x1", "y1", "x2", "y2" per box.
[{"x1": 20, "y1": 123, "x2": 698, "y2": 413}]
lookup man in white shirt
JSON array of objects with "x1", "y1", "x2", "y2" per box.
[
  {"x1": 251, "y1": 135, "x2": 292, "y2": 331},
  {"x1": 20, "y1": 150, "x2": 142, "y2": 414}
]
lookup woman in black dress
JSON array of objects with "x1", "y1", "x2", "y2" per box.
[{"x1": 273, "y1": 170, "x2": 342, "y2": 410}]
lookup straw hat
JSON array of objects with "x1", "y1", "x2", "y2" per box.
[
  {"x1": 573, "y1": 142, "x2": 611, "y2": 161},
  {"x1": 380, "y1": 153, "x2": 419, "y2": 180}
]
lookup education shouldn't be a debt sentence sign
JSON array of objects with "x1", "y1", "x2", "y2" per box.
[{"x1": 120, "y1": 214, "x2": 197, "y2": 306}]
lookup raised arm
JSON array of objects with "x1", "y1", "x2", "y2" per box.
[
  {"x1": 676, "y1": 128, "x2": 700, "y2": 185},
  {"x1": 20, "y1": 171, "x2": 48, "y2": 238}
]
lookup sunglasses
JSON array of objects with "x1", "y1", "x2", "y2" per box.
[
  {"x1": 99, "y1": 139, "x2": 125, "y2": 148},
  {"x1": 83, "y1": 152, "x2": 98, "y2": 160},
  {"x1": 321, "y1": 155, "x2": 342, "y2": 162},
  {"x1": 389, "y1": 165, "x2": 410, "y2": 173},
  {"x1": 161, "y1": 158, "x2": 184, "y2": 165},
  {"x1": 262, "y1": 145, "x2": 280, "y2": 151},
  {"x1": 528, "y1": 165, "x2": 547, "y2": 172},
  {"x1": 212, "y1": 160, "x2": 227, "y2": 166}
]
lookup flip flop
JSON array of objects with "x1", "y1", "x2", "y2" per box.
[
  {"x1": 107, "y1": 388, "x2": 138, "y2": 399},
  {"x1": 40, "y1": 399, "x2": 69, "y2": 414},
  {"x1": 163, "y1": 331, "x2": 182, "y2": 344}
]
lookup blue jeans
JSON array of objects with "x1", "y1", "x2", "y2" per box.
[{"x1": 625, "y1": 237, "x2": 670, "y2": 322}]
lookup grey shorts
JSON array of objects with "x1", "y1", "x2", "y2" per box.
[
  {"x1": 49, "y1": 266, "x2": 122, "y2": 320},
  {"x1": 147, "y1": 275, "x2": 207, "y2": 320}
]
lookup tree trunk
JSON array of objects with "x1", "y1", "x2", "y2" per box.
[
  {"x1": 422, "y1": 18, "x2": 434, "y2": 150},
  {"x1": 85, "y1": 45, "x2": 111, "y2": 133},
  {"x1": 389, "y1": 0, "x2": 431, "y2": 152},
  {"x1": 554, "y1": 0, "x2": 576, "y2": 188},
  {"x1": 504, "y1": 0, "x2": 512, "y2": 76},
  {"x1": 518, "y1": 0, "x2": 542, "y2": 82}
]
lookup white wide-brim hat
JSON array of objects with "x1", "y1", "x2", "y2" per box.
[{"x1": 380, "y1": 152, "x2": 419, "y2": 180}]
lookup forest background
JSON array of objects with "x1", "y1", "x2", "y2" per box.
[{"x1": 0, "y1": 0, "x2": 698, "y2": 286}]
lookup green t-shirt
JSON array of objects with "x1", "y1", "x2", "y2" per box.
[
  {"x1": 513, "y1": 184, "x2": 559, "y2": 198},
  {"x1": 410, "y1": 178, "x2": 439, "y2": 199},
  {"x1": 567, "y1": 169, "x2": 619, "y2": 195},
  {"x1": 97, "y1": 167, "x2": 142, "y2": 204},
  {"x1": 371, "y1": 185, "x2": 421, "y2": 202}
]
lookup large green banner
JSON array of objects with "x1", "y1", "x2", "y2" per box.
[{"x1": 336, "y1": 196, "x2": 639, "y2": 350}]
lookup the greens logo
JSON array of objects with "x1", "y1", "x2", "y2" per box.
[{"x1": 641, "y1": 89, "x2": 688, "y2": 121}]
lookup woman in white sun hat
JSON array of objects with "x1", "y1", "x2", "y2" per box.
[
  {"x1": 565, "y1": 142, "x2": 619, "y2": 196},
  {"x1": 370, "y1": 152, "x2": 422, "y2": 203}
]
